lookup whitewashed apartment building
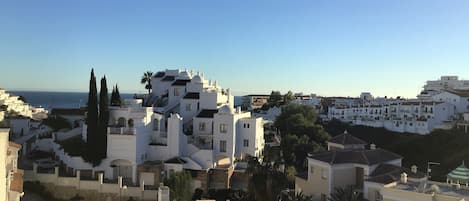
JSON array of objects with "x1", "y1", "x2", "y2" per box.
[
  {"x1": 0, "y1": 89, "x2": 47, "y2": 120},
  {"x1": 45, "y1": 69, "x2": 265, "y2": 192},
  {"x1": 327, "y1": 77, "x2": 469, "y2": 134}
]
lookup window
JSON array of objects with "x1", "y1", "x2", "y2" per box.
[
  {"x1": 243, "y1": 139, "x2": 249, "y2": 147},
  {"x1": 220, "y1": 124, "x2": 227, "y2": 133},
  {"x1": 186, "y1": 103, "x2": 192, "y2": 111},
  {"x1": 321, "y1": 168, "x2": 327, "y2": 179},
  {"x1": 243, "y1": 123, "x2": 250, "y2": 128},
  {"x1": 220, "y1": 140, "x2": 226, "y2": 152},
  {"x1": 153, "y1": 119, "x2": 159, "y2": 131},
  {"x1": 174, "y1": 88, "x2": 180, "y2": 96},
  {"x1": 199, "y1": 122, "x2": 206, "y2": 131}
]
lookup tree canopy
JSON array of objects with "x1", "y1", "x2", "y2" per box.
[
  {"x1": 274, "y1": 103, "x2": 330, "y2": 168},
  {"x1": 165, "y1": 171, "x2": 193, "y2": 201},
  {"x1": 141, "y1": 71, "x2": 153, "y2": 95}
]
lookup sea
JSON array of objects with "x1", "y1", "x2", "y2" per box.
[{"x1": 10, "y1": 91, "x2": 243, "y2": 110}]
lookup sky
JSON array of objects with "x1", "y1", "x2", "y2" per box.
[{"x1": 1, "y1": 0, "x2": 469, "y2": 98}]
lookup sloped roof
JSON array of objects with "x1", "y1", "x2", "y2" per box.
[
  {"x1": 154, "y1": 71, "x2": 166, "y2": 78},
  {"x1": 444, "y1": 89, "x2": 469, "y2": 97},
  {"x1": 366, "y1": 164, "x2": 426, "y2": 184},
  {"x1": 161, "y1": 76, "x2": 175, "y2": 81},
  {"x1": 183, "y1": 92, "x2": 200, "y2": 99},
  {"x1": 310, "y1": 149, "x2": 402, "y2": 166},
  {"x1": 196, "y1": 109, "x2": 219, "y2": 118},
  {"x1": 447, "y1": 161, "x2": 469, "y2": 183},
  {"x1": 329, "y1": 133, "x2": 367, "y2": 145},
  {"x1": 171, "y1": 79, "x2": 191, "y2": 86},
  {"x1": 165, "y1": 157, "x2": 187, "y2": 164}
]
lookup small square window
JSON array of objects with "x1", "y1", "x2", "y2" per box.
[{"x1": 243, "y1": 139, "x2": 249, "y2": 147}]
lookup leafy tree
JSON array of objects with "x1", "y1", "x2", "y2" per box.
[
  {"x1": 285, "y1": 166, "x2": 297, "y2": 184},
  {"x1": 275, "y1": 103, "x2": 331, "y2": 168},
  {"x1": 283, "y1": 91, "x2": 295, "y2": 104},
  {"x1": 275, "y1": 104, "x2": 317, "y2": 136},
  {"x1": 141, "y1": 71, "x2": 153, "y2": 95},
  {"x1": 268, "y1": 91, "x2": 283, "y2": 107},
  {"x1": 246, "y1": 158, "x2": 288, "y2": 201},
  {"x1": 191, "y1": 188, "x2": 203, "y2": 201},
  {"x1": 328, "y1": 185, "x2": 364, "y2": 201},
  {"x1": 86, "y1": 69, "x2": 99, "y2": 164},
  {"x1": 98, "y1": 76, "x2": 109, "y2": 159},
  {"x1": 165, "y1": 171, "x2": 193, "y2": 201},
  {"x1": 281, "y1": 134, "x2": 299, "y2": 165}
]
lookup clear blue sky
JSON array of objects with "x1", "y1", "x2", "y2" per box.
[{"x1": 1, "y1": 0, "x2": 469, "y2": 98}]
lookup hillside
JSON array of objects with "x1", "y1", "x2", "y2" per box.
[{"x1": 323, "y1": 120, "x2": 469, "y2": 181}]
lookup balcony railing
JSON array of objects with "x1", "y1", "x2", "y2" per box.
[{"x1": 108, "y1": 127, "x2": 136, "y2": 135}]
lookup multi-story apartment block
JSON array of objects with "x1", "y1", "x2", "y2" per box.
[
  {"x1": 328, "y1": 100, "x2": 456, "y2": 134},
  {"x1": 69, "y1": 69, "x2": 265, "y2": 191}
]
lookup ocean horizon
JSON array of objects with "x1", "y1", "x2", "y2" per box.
[{"x1": 9, "y1": 91, "x2": 243, "y2": 110}]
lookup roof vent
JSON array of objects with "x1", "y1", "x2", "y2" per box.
[
  {"x1": 370, "y1": 143, "x2": 376, "y2": 150},
  {"x1": 411, "y1": 165, "x2": 418, "y2": 174}
]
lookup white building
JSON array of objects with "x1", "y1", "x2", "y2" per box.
[
  {"x1": 60, "y1": 69, "x2": 265, "y2": 191},
  {"x1": 295, "y1": 133, "x2": 404, "y2": 200},
  {"x1": 0, "y1": 128, "x2": 23, "y2": 201},
  {"x1": 0, "y1": 88, "x2": 48, "y2": 120},
  {"x1": 423, "y1": 76, "x2": 469, "y2": 92}
]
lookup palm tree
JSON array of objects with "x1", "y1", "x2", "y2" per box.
[
  {"x1": 246, "y1": 158, "x2": 288, "y2": 201},
  {"x1": 141, "y1": 71, "x2": 153, "y2": 95},
  {"x1": 281, "y1": 192, "x2": 314, "y2": 201},
  {"x1": 328, "y1": 185, "x2": 364, "y2": 201}
]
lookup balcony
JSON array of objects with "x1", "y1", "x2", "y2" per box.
[{"x1": 108, "y1": 127, "x2": 136, "y2": 135}]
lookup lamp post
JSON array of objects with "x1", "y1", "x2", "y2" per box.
[{"x1": 427, "y1": 161, "x2": 441, "y2": 179}]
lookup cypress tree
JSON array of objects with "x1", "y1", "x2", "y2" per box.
[
  {"x1": 110, "y1": 84, "x2": 122, "y2": 107},
  {"x1": 86, "y1": 69, "x2": 99, "y2": 164},
  {"x1": 98, "y1": 76, "x2": 109, "y2": 159}
]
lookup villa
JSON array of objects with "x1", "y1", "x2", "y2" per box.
[{"x1": 296, "y1": 132, "x2": 469, "y2": 201}]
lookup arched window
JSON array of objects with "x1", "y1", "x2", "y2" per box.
[
  {"x1": 117, "y1": 117, "x2": 126, "y2": 127},
  {"x1": 128, "y1": 119, "x2": 134, "y2": 128}
]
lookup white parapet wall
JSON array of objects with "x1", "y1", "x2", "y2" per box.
[{"x1": 24, "y1": 164, "x2": 160, "y2": 201}]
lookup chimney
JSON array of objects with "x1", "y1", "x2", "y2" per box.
[
  {"x1": 400, "y1": 172, "x2": 408, "y2": 184},
  {"x1": 370, "y1": 143, "x2": 376, "y2": 150},
  {"x1": 411, "y1": 165, "x2": 418, "y2": 174}
]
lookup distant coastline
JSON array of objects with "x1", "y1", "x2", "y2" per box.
[{"x1": 9, "y1": 91, "x2": 244, "y2": 109}]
